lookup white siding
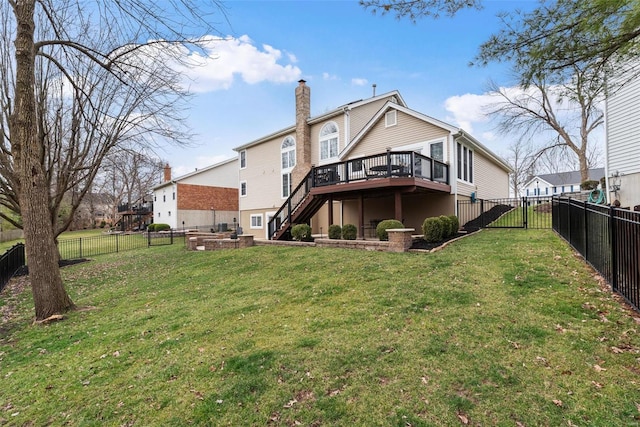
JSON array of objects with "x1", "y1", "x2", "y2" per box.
[
  {"x1": 607, "y1": 75, "x2": 640, "y2": 175},
  {"x1": 349, "y1": 111, "x2": 450, "y2": 159},
  {"x1": 152, "y1": 184, "x2": 178, "y2": 229},
  {"x1": 181, "y1": 159, "x2": 238, "y2": 188},
  {"x1": 606, "y1": 71, "x2": 640, "y2": 207},
  {"x1": 473, "y1": 150, "x2": 510, "y2": 199},
  {"x1": 238, "y1": 135, "x2": 287, "y2": 211},
  {"x1": 348, "y1": 96, "x2": 397, "y2": 138}
]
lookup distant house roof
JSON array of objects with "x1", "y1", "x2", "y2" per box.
[
  {"x1": 152, "y1": 157, "x2": 238, "y2": 191},
  {"x1": 526, "y1": 168, "x2": 605, "y2": 187}
]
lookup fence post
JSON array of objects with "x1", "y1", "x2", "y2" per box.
[
  {"x1": 148, "y1": 231, "x2": 151, "y2": 247},
  {"x1": 610, "y1": 205, "x2": 618, "y2": 292},
  {"x1": 116, "y1": 233, "x2": 119, "y2": 253},
  {"x1": 522, "y1": 197, "x2": 528, "y2": 229},
  {"x1": 79, "y1": 238, "x2": 82, "y2": 259},
  {"x1": 567, "y1": 198, "x2": 571, "y2": 245},
  {"x1": 480, "y1": 199, "x2": 485, "y2": 227},
  {"x1": 170, "y1": 230, "x2": 174, "y2": 245},
  {"x1": 583, "y1": 200, "x2": 589, "y2": 261}
]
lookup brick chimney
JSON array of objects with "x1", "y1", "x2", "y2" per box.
[
  {"x1": 163, "y1": 163, "x2": 171, "y2": 182},
  {"x1": 293, "y1": 80, "x2": 311, "y2": 186}
]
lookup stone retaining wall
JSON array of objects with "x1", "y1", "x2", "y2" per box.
[{"x1": 187, "y1": 229, "x2": 416, "y2": 253}]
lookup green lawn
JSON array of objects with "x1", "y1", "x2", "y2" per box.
[
  {"x1": 1, "y1": 229, "x2": 639, "y2": 426},
  {"x1": 488, "y1": 202, "x2": 552, "y2": 229}
]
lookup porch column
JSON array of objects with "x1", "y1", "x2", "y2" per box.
[
  {"x1": 327, "y1": 196, "x2": 334, "y2": 227},
  {"x1": 394, "y1": 191, "x2": 403, "y2": 223},
  {"x1": 358, "y1": 194, "x2": 365, "y2": 239}
]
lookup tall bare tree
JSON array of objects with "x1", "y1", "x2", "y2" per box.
[
  {"x1": 504, "y1": 138, "x2": 536, "y2": 197},
  {"x1": 484, "y1": 65, "x2": 604, "y2": 183},
  {"x1": 3, "y1": 0, "x2": 224, "y2": 321},
  {"x1": 96, "y1": 148, "x2": 165, "y2": 220}
]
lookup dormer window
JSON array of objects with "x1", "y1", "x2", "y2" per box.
[{"x1": 320, "y1": 122, "x2": 339, "y2": 162}]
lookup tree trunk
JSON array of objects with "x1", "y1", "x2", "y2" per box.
[
  {"x1": 579, "y1": 148, "x2": 589, "y2": 184},
  {"x1": 11, "y1": 1, "x2": 74, "y2": 320}
]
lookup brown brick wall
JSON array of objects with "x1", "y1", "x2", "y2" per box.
[{"x1": 177, "y1": 184, "x2": 238, "y2": 211}]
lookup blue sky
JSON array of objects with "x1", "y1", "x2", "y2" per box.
[{"x1": 164, "y1": 0, "x2": 538, "y2": 177}]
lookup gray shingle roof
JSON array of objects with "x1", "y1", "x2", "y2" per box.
[{"x1": 535, "y1": 168, "x2": 605, "y2": 186}]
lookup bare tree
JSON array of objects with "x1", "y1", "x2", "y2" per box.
[
  {"x1": 504, "y1": 138, "x2": 536, "y2": 197},
  {"x1": 96, "y1": 147, "x2": 164, "y2": 223},
  {"x1": 359, "y1": 0, "x2": 481, "y2": 20},
  {"x1": 485, "y1": 65, "x2": 604, "y2": 184},
  {"x1": 3, "y1": 0, "x2": 225, "y2": 321}
]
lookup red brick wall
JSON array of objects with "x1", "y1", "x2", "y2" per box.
[{"x1": 177, "y1": 184, "x2": 238, "y2": 211}]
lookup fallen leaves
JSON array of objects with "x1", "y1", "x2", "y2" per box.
[{"x1": 457, "y1": 412, "x2": 469, "y2": 424}]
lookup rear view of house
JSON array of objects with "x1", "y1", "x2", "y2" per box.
[
  {"x1": 152, "y1": 159, "x2": 239, "y2": 230},
  {"x1": 235, "y1": 81, "x2": 511, "y2": 239}
]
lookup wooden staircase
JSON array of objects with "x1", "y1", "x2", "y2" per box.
[{"x1": 269, "y1": 170, "x2": 328, "y2": 240}]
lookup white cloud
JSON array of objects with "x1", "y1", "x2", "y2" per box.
[
  {"x1": 323, "y1": 72, "x2": 339, "y2": 81},
  {"x1": 351, "y1": 78, "x2": 368, "y2": 86},
  {"x1": 180, "y1": 35, "x2": 302, "y2": 92},
  {"x1": 443, "y1": 92, "x2": 495, "y2": 134}
]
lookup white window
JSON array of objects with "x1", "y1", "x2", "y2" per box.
[
  {"x1": 281, "y1": 136, "x2": 295, "y2": 198},
  {"x1": 430, "y1": 141, "x2": 444, "y2": 180},
  {"x1": 319, "y1": 122, "x2": 339, "y2": 162},
  {"x1": 240, "y1": 150, "x2": 247, "y2": 169},
  {"x1": 385, "y1": 110, "x2": 397, "y2": 127},
  {"x1": 250, "y1": 214, "x2": 263, "y2": 229},
  {"x1": 281, "y1": 136, "x2": 296, "y2": 169},
  {"x1": 457, "y1": 142, "x2": 473, "y2": 183},
  {"x1": 282, "y1": 173, "x2": 292, "y2": 198},
  {"x1": 240, "y1": 181, "x2": 247, "y2": 197}
]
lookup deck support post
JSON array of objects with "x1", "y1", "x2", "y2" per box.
[
  {"x1": 328, "y1": 195, "x2": 334, "y2": 229},
  {"x1": 394, "y1": 191, "x2": 403, "y2": 223},
  {"x1": 358, "y1": 194, "x2": 365, "y2": 239}
]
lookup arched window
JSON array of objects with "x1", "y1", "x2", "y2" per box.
[
  {"x1": 319, "y1": 122, "x2": 339, "y2": 161},
  {"x1": 281, "y1": 136, "x2": 296, "y2": 198}
]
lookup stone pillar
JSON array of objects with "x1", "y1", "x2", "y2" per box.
[{"x1": 387, "y1": 228, "x2": 415, "y2": 253}]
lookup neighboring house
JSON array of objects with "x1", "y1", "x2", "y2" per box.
[
  {"x1": 152, "y1": 159, "x2": 239, "y2": 230},
  {"x1": 69, "y1": 192, "x2": 116, "y2": 230},
  {"x1": 234, "y1": 80, "x2": 511, "y2": 239},
  {"x1": 521, "y1": 168, "x2": 605, "y2": 198},
  {"x1": 605, "y1": 70, "x2": 640, "y2": 209}
]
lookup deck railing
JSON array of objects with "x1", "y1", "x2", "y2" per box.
[
  {"x1": 311, "y1": 151, "x2": 449, "y2": 187},
  {"x1": 267, "y1": 151, "x2": 449, "y2": 239}
]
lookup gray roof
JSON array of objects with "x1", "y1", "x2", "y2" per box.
[{"x1": 534, "y1": 168, "x2": 605, "y2": 186}]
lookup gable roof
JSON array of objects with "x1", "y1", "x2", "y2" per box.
[
  {"x1": 340, "y1": 101, "x2": 458, "y2": 159},
  {"x1": 340, "y1": 102, "x2": 512, "y2": 173},
  {"x1": 152, "y1": 157, "x2": 238, "y2": 191},
  {"x1": 233, "y1": 90, "x2": 406, "y2": 152},
  {"x1": 525, "y1": 168, "x2": 605, "y2": 188}
]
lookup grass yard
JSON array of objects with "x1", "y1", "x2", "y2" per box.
[
  {"x1": 488, "y1": 202, "x2": 552, "y2": 229},
  {"x1": 1, "y1": 229, "x2": 640, "y2": 426}
]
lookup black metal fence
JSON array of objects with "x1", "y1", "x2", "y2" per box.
[
  {"x1": 457, "y1": 197, "x2": 553, "y2": 230},
  {"x1": 552, "y1": 196, "x2": 640, "y2": 311},
  {"x1": 0, "y1": 243, "x2": 25, "y2": 293},
  {"x1": 57, "y1": 231, "x2": 182, "y2": 260}
]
